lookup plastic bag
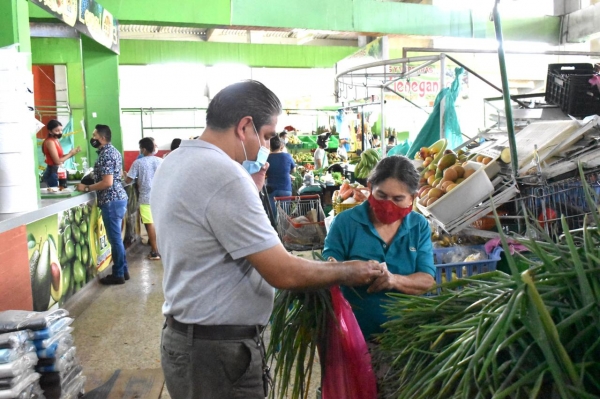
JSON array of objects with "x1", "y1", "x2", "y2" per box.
[
  {"x1": 33, "y1": 329, "x2": 72, "y2": 350},
  {"x1": 406, "y1": 68, "x2": 465, "y2": 160},
  {"x1": 321, "y1": 286, "x2": 377, "y2": 399},
  {"x1": 0, "y1": 353, "x2": 37, "y2": 379},
  {"x1": 0, "y1": 372, "x2": 40, "y2": 399},
  {"x1": 39, "y1": 364, "x2": 82, "y2": 390},
  {"x1": 37, "y1": 335, "x2": 74, "y2": 359},
  {"x1": 0, "y1": 310, "x2": 69, "y2": 333},
  {"x1": 0, "y1": 369, "x2": 35, "y2": 390},
  {"x1": 0, "y1": 332, "x2": 29, "y2": 350},
  {"x1": 35, "y1": 347, "x2": 76, "y2": 373},
  {"x1": 0, "y1": 342, "x2": 36, "y2": 364},
  {"x1": 28, "y1": 318, "x2": 73, "y2": 341}
]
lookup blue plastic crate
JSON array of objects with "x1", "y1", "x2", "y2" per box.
[{"x1": 433, "y1": 245, "x2": 502, "y2": 288}]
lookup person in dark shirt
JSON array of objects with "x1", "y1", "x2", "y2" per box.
[
  {"x1": 266, "y1": 135, "x2": 295, "y2": 217},
  {"x1": 76, "y1": 124, "x2": 129, "y2": 285}
]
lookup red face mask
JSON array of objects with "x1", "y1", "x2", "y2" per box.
[{"x1": 368, "y1": 193, "x2": 413, "y2": 224}]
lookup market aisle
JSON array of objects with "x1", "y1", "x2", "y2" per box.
[{"x1": 69, "y1": 242, "x2": 168, "y2": 397}]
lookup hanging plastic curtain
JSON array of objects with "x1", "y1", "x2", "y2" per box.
[
  {"x1": 406, "y1": 67, "x2": 465, "y2": 159},
  {"x1": 37, "y1": 119, "x2": 76, "y2": 171}
]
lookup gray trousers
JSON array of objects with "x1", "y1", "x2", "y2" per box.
[{"x1": 161, "y1": 324, "x2": 265, "y2": 399}]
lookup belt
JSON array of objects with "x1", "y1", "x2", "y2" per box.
[{"x1": 166, "y1": 316, "x2": 261, "y2": 340}]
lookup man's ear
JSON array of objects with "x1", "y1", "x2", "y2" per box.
[{"x1": 235, "y1": 116, "x2": 254, "y2": 141}]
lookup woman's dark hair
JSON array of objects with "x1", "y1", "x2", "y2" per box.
[
  {"x1": 279, "y1": 131, "x2": 288, "y2": 139},
  {"x1": 368, "y1": 155, "x2": 419, "y2": 194},
  {"x1": 270, "y1": 136, "x2": 282, "y2": 152},
  {"x1": 139, "y1": 137, "x2": 154, "y2": 154},
  {"x1": 170, "y1": 139, "x2": 182, "y2": 151},
  {"x1": 95, "y1": 124, "x2": 112, "y2": 142},
  {"x1": 206, "y1": 80, "x2": 282, "y2": 132},
  {"x1": 47, "y1": 120, "x2": 62, "y2": 132}
]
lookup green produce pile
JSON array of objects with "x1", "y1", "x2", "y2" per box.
[
  {"x1": 293, "y1": 152, "x2": 315, "y2": 165},
  {"x1": 354, "y1": 149, "x2": 381, "y2": 179},
  {"x1": 67, "y1": 171, "x2": 85, "y2": 180},
  {"x1": 28, "y1": 232, "x2": 60, "y2": 311},
  {"x1": 374, "y1": 171, "x2": 600, "y2": 399},
  {"x1": 266, "y1": 251, "x2": 332, "y2": 399}
]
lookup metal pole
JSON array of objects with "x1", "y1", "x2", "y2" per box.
[
  {"x1": 493, "y1": 0, "x2": 519, "y2": 179},
  {"x1": 439, "y1": 54, "x2": 446, "y2": 140},
  {"x1": 381, "y1": 86, "x2": 386, "y2": 157}
]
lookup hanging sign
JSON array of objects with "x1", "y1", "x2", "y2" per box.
[{"x1": 30, "y1": 0, "x2": 120, "y2": 54}]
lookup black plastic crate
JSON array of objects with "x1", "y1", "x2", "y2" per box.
[{"x1": 545, "y1": 63, "x2": 600, "y2": 117}]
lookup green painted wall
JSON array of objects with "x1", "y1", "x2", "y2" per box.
[
  {"x1": 28, "y1": 0, "x2": 560, "y2": 44},
  {"x1": 81, "y1": 36, "x2": 123, "y2": 161},
  {"x1": 119, "y1": 40, "x2": 357, "y2": 67},
  {"x1": 32, "y1": 38, "x2": 88, "y2": 166}
]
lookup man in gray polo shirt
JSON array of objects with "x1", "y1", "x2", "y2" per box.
[{"x1": 151, "y1": 80, "x2": 383, "y2": 399}]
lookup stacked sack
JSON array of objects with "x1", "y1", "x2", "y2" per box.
[
  {"x1": 0, "y1": 330, "x2": 42, "y2": 399},
  {"x1": 0, "y1": 310, "x2": 86, "y2": 399}
]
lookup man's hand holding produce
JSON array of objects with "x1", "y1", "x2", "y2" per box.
[{"x1": 341, "y1": 260, "x2": 384, "y2": 287}]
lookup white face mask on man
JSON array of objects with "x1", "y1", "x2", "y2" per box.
[{"x1": 241, "y1": 122, "x2": 269, "y2": 175}]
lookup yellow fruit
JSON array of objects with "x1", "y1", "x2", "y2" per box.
[
  {"x1": 426, "y1": 197, "x2": 439, "y2": 207},
  {"x1": 418, "y1": 185, "x2": 432, "y2": 198},
  {"x1": 428, "y1": 188, "x2": 444, "y2": 199},
  {"x1": 428, "y1": 163, "x2": 437, "y2": 171},
  {"x1": 446, "y1": 183, "x2": 458, "y2": 192},
  {"x1": 455, "y1": 178, "x2": 465, "y2": 184},
  {"x1": 427, "y1": 175, "x2": 436, "y2": 186},
  {"x1": 441, "y1": 181, "x2": 454, "y2": 191},
  {"x1": 432, "y1": 178, "x2": 442, "y2": 188},
  {"x1": 437, "y1": 153, "x2": 458, "y2": 172},
  {"x1": 443, "y1": 168, "x2": 458, "y2": 182},
  {"x1": 451, "y1": 165, "x2": 465, "y2": 178},
  {"x1": 423, "y1": 158, "x2": 431, "y2": 168},
  {"x1": 500, "y1": 148, "x2": 511, "y2": 163},
  {"x1": 424, "y1": 170, "x2": 435, "y2": 179}
]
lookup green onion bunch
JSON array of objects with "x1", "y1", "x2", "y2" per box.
[
  {"x1": 266, "y1": 251, "x2": 333, "y2": 399},
  {"x1": 374, "y1": 168, "x2": 600, "y2": 399}
]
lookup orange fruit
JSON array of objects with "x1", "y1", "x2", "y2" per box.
[
  {"x1": 452, "y1": 165, "x2": 465, "y2": 178},
  {"x1": 446, "y1": 183, "x2": 458, "y2": 192},
  {"x1": 463, "y1": 169, "x2": 476, "y2": 179},
  {"x1": 427, "y1": 175, "x2": 436, "y2": 186},
  {"x1": 443, "y1": 168, "x2": 458, "y2": 182},
  {"x1": 476, "y1": 155, "x2": 484, "y2": 163},
  {"x1": 428, "y1": 188, "x2": 444, "y2": 199},
  {"x1": 482, "y1": 157, "x2": 492, "y2": 165}
]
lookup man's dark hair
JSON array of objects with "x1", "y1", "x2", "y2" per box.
[
  {"x1": 372, "y1": 134, "x2": 379, "y2": 140},
  {"x1": 206, "y1": 80, "x2": 282, "y2": 132},
  {"x1": 270, "y1": 136, "x2": 282, "y2": 152},
  {"x1": 388, "y1": 135, "x2": 396, "y2": 144},
  {"x1": 170, "y1": 138, "x2": 182, "y2": 151},
  {"x1": 47, "y1": 120, "x2": 62, "y2": 132},
  {"x1": 368, "y1": 155, "x2": 419, "y2": 195},
  {"x1": 279, "y1": 131, "x2": 288, "y2": 139},
  {"x1": 95, "y1": 124, "x2": 112, "y2": 142},
  {"x1": 139, "y1": 137, "x2": 154, "y2": 154}
]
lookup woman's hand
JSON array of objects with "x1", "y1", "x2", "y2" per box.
[
  {"x1": 75, "y1": 183, "x2": 87, "y2": 192},
  {"x1": 366, "y1": 263, "x2": 398, "y2": 293},
  {"x1": 70, "y1": 146, "x2": 81, "y2": 156}
]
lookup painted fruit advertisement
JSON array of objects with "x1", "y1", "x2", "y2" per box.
[
  {"x1": 27, "y1": 200, "x2": 113, "y2": 310},
  {"x1": 26, "y1": 214, "x2": 60, "y2": 311}
]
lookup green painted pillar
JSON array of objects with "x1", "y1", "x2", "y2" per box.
[
  {"x1": 0, "y1": 0, "x2": 31, "y2": 53},
  {"x1": 81, "y1": 36, "x2": 122, "y2": 163}
]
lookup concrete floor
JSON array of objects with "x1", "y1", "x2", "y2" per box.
[{"x1": 69, "y1": 243, "x2": 321, "y2": 399}]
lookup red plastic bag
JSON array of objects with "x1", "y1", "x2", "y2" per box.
[{"x1": 321, "y1": 286, "x2": 378, "y2": 399}]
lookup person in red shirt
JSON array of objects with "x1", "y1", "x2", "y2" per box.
[{"x1": 41, "y1": 120, "x2": 80, "y2": 188}]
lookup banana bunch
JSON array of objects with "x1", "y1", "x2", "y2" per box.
[{"x1": 354, "y1": 149, "x2": 380, "y2": 179}]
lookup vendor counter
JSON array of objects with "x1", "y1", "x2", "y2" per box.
[{"x1": 0, "y1": 184, "x2": 139, "y2": 313}]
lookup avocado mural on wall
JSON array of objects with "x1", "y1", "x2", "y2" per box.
[
  {"x1": 27, "y1": 215, "x2": 59, "y2": 311},
  {"x1": 27, "y1": 200, "x2": 112, "y2": 311}
]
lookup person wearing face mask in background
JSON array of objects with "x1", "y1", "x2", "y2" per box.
[
  {"x1": 278, "y1": 131, "x2": 289, "y2": 153},
  {"x1": 150, "y1": 80, "x2": 384, "y2": 399},
  {"x1": 42, "y1": 119, "x2": 81, "y2": 189},
  {"x1": 125, "y1": 137, "x2": 163, "y2": 260},
  {"x1": 323, "y1": 155, "x2": 435, "y2": 343},
  {"x1": 76, "y1": 124, "x2": 129, "y2": 285}
]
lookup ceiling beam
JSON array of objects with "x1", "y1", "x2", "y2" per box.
[{"x1": 562, "y1": 2, "x2": 600, "y2": 43}]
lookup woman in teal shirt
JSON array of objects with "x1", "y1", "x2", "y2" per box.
[{"x1": 323, "y1": 156, "x2": 435, "y2": 339}]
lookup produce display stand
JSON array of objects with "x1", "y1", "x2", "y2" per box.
[{"x1": 274, "y1": 195, "x2": 327, "y2": 252}]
